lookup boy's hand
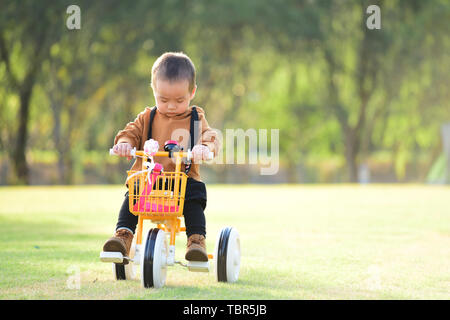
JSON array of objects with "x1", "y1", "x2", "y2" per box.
[
  {"x1": 192, "y1": 145, "x2": 211, "y2": 162},
  {"x1": 112, "y1": 142, "x2": 133, "y2": 160}
]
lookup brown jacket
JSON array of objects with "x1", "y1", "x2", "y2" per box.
[{"x1": 114, "y1": 105, "x2": 220, "y2": 182}]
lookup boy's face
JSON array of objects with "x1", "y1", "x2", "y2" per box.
[{"x1": 153, "y1": 79, "x2": 196, "y2": 116}]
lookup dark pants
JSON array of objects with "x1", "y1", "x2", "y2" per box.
[{"x1": 116, "y1": 178, "x2": 207, "y2": 238}]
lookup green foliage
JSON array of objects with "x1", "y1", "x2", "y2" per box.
[{"x1": 0, "y1": 0, "x2": 449, "y2": 184}]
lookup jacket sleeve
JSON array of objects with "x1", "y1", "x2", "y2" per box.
[
  {"x1": 114, "y1": 109, "x2": 147, "y2": 148},
  {"x1": 196, "y1": 106, "x2": 221, "y2": 156}
]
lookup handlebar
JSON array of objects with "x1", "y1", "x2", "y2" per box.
[{"x1": 109, "y1": 147, "x2": 214, "y2": 161}]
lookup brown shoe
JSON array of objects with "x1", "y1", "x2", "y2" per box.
[
  {"x1": 103, "y1": 229, "x2": 134, "y2": 264},
  {"x1": 185, "y1": 234, "x2": 208, "y2": 261}
]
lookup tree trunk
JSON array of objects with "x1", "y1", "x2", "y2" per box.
[
  {"x1": 345, "y1": 129, "x2": 359, "y2": 183},
  {"x1": 49, "y1": 85, "x2": 65, "y2": 184},
  {"x1": 13, "y1": 88, "x2": 33, "y2": 184},
  {"x1": 286, "y1": 160, "x2": 298, "y2": 183},
  {"x1": 63, "y1": 153, "x2": 74, "y2": 185}
]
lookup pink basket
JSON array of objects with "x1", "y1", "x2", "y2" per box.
[{"x1": 133, "y1": 202, "x2": 179, "y2": 213}]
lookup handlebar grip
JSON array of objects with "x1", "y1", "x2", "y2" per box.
[
  {"x1": 186, "y1": 150, "x2": 214, "y2": 161},
  {"x1": 109, "y1": 147, "x2": 136, "y2": 157}
]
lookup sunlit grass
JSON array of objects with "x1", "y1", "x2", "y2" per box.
[{"x1": 0, "y1": 184, "x2": 449, "y2": 299}]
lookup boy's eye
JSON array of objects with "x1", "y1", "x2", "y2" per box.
[{"x1": 177, "y1": 99, "x2": 184, "y2": 103}]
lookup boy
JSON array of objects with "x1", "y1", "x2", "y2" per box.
[{"x1": 102, "y1": 52, "x2": 220, "y2": 262}]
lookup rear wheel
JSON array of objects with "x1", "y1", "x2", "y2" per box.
[
  {"x1": 140, "y1": 228, "x2": 168, "y2": 288},
  {"x1": 113, "y1": 262, "x2": 135, "y2": 280},
  {"x1": 113, "y1": 244, "x2": 136, "y2": 280},
  {"x1": 214, "y1": 227, "x2": 240, "y2": 283}
]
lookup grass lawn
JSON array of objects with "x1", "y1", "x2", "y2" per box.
[{"x1": 0, "y1": 184, "x2": 449, "y2": 299}]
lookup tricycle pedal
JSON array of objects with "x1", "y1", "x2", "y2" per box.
[
  {"x1": 100, "y1": 251, "x2": 130, "y2": 264},
  {"x1": 187, "y1": 261, "x2": 210, "y2": 273}
]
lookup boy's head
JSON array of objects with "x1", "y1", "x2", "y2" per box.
[{"x1": 151, "y1": 52, "x2": 197, "y2": 115}]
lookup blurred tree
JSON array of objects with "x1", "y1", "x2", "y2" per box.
[
  {"x1": 0, "y1": 0, "x2": 448, "y2": 185},
  {"x1": 0, "y1": 1, "x2": 63, "y2": 183}
]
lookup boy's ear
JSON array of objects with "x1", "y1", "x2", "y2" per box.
[{"x1": 190, "y1": 85, "x2": 197, "y2": 100}]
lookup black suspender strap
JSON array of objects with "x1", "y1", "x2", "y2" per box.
[
  {"x1": 147, "y1": 106, "x2": 157, "y2": 140},
  {"x1": 190, "y1": 106, "x2": 199, "y2": 149},
  {"x1": 185, "y1": 106, "x2": 199, "y2": 174}
]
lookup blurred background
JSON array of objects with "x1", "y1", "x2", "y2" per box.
[{"x1": 0, "y1": 0, "x2": 449, "y2": 185}]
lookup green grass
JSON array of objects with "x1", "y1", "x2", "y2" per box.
[{"x1": 0, "y1": 184, "x2": 449, "y2": 299}]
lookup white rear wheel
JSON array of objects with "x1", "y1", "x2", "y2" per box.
[
  {"x1": 112, "y1": 244, "x2": 136, "y2": 280},
  {"x1": 214, "y1": 227, "x2": 240, "y2": 283},
  {"x1": 113, "y1": 261, "x2": 136, "y2": 280}
]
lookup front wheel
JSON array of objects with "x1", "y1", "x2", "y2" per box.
[
  {"x1": 140, "y1": 228, "x2": 168, "y2": 288},
  {"x1": 214, "y1": 227, "x2": 241, "y2": 283}
]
